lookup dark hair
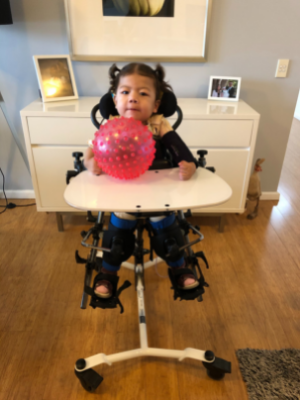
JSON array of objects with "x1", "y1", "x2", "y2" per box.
[{"x1": 108, "y1": 63, "x2": 172, "y2": 100}]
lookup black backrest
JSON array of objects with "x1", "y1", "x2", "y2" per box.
[{"x1": 91, "y1": 91, "x2": 182, "y2": 131}]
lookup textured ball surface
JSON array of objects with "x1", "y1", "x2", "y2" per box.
[{"x1": 93, "y1": 117, "x2": 156, "y2": 180}]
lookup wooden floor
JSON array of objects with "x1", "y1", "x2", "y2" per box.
[{"x1": 1, "y1": 118, "x2": 300, "y2": 399}]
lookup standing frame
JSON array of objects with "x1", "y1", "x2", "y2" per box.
[{"x1": 64, "y1": 0, "x2": 212, "y2": 62}]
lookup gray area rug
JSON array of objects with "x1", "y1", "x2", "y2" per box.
[{"x1": 236, "y1": 348, "x2": 300, "y2": 399}]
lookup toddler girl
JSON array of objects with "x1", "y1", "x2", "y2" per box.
[{"x1": 84, "y1": 63, "x2": 199, "y2": 299}]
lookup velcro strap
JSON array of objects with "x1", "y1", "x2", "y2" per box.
[
  {"x1": 116, "y1": 280, "x2": 131, "y2": 297},
  {"x1": 84, "y1": 285, "x2": 94, "y2": 297}
]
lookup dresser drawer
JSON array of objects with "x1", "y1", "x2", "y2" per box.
[
  {"x1": 27, "y1": 117, "x2": 97, "y2": 145},
  {"x1": 190, "y1": 148, "x2": 250, "y2": 212},
  {"x1": 176, "y1": 119, "x2": 253, "y2": 147},
  {"x1": 32, "y1": 145, "x2": 87, "y2": 209}
]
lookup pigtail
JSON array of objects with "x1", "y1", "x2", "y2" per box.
[
  {"x1": 154, "y1": 64, "x2": 165, "y2": 84},
  {"x1": 109, "y1": 63, "x2": 121, "y2": 93},
  {"x1": 154, "y1": 64, "x2": 173, "y2": 98}
]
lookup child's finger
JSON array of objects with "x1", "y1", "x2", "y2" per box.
[
  {"x1": 179, "y1": 166, "x2": 188, "y2": 175},
  {"x1": 179, "y1": 171, "x2": 188, "y2": 181},
  {"x1": 179, "y1": 166, "x2": 188, "y2": 174},
  {"x1": 92, "y1": 161, "x2": 102, "y2": 175},
  {"x1": 178, "y1": 160, "x2": 187, "y2": 169}
]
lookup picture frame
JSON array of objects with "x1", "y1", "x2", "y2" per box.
[
  {"x1": 208, "y1": 76, "x2": 241, "y2": 102},
  {"x1": 33, "y1": 55, "x2": 78, "y2": 103},
  {"x1": 64, "y1": 0, "x2": 212, "y2": 62}
]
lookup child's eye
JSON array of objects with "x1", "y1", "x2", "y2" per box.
[
  {"x1": 121, "y1": 90, "x2": 129, "y2": 95},
  {"x1": 140, "y1": 92, "x2": 149, "y2": 96}
]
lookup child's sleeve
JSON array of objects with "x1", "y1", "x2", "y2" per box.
[{"x1": 160, "y1": 130, "x2": 198, "y2": 168}]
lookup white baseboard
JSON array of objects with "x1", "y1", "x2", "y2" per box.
[
  {"x1": 0, "y1": 190, "x2": 35, "y2": 199},
  {"x1": 260, "y1": 191, "x2": 280, "y2": 201}
]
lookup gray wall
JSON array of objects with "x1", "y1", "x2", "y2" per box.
[{"x1": 1, "y1": 0, "x2": 299, "y2": 193}]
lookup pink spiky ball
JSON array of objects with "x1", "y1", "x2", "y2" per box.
[{"x1": 93, "y1": 117, "x2": 156, "y2": 180}]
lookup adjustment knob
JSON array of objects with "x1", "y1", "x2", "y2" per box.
[
  {"x1": 76, "y1": 358, "x2": 86, "y2": 370},
  {"x1": 197, "y1": 150, "x2": 208, "y2": 157},
  {"x1": 72, "y1": 152, "x2": 83, "y2": 161},
  {"x1": 204, "y1": 350, "x2": 215, "y2": 361}
]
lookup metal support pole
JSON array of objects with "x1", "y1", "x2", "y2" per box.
[{"x1": 80, "y1": 211, "x2": 104, "y2": 309}]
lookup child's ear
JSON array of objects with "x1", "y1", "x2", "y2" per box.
[{"x1": 153, "y1": 99, "x2": 160, "y2": 114}]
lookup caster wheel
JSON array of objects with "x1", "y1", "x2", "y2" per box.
[
  {"x1": 206, "y1": 368, "x2": 225, "y2": 381},
  {"x1": 75, "y1": 368, "x2": 103, "y2": 393},
  {"x1": 79, "y1": 378, "x2": 96, "y2": 393},
  {"x1": 202, "y1": 356, "x2": 231, "y2": 381}
]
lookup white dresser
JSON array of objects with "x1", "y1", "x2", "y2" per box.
[{"x1": 21, "y1": 97, "x2": 260, "y2": 226}]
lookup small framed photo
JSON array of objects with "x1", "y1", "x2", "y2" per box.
[
  {"x1": 33, "y1": 55, "x2": 78, "y2": 102},
  {"x1": 208, "y1": 76, "x2": 241, "y2": 101}
]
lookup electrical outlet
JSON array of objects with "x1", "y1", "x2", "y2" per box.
[{"x1": 275, "y1": 59, "x2": 289, "y2": 78}]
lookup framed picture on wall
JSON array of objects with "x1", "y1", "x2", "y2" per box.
[
  {"x1": 33, "y1": 55, "x2": 78, "y2": 103},
  {"x1": 208, "y1": 76, "x2": 241, "y2": 102},
  {"x1": 64, "y1": 0, "x2": 212, "y2": 62}
]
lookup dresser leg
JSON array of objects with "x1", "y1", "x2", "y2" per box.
[
  {"x1": 218, "y1": 214, "x2": 225, "y2": 233},
  {"x1": 56, "y1": 212, "x2": 64, "y2": 232}
]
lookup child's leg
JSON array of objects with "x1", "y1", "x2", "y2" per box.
[
  {"x1": 149, "y1": 214, "x2": 198, "y2": 289},
  {"x1": 95, "y1": 212, "x2": 137, "y2": 297}
]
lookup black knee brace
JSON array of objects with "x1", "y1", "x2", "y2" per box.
[
  {"x1": 102, "y1": 219, "x2": 136, "y2": 267},
  {"x1": 85, "y1": 272, "x2": 131, "y2": 314},
  {"x1": 149, "y1": 219, "x2": 185, "y2": 263}
]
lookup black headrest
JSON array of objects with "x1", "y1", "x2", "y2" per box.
[{"x1": 98, "y1": 91, "x2": 177, "y2": 120}]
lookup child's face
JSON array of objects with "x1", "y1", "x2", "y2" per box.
[{"x1": 113, "y1": 74, "x2": 160, "y2": 123}]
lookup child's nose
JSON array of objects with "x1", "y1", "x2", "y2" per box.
[{"x1": 129, "y1": 92, "x2": 138, "y2": 102}]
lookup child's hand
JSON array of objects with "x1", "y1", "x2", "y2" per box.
[
  {"x1": 85, "y1": 158, "x2": 102, "y2": 175},
  {"x1": 84, "y1": 147, "x2": 102, "y2": 175},
  {"x1": 178, "y1": 161, "x2": 196, "y2": 180}
]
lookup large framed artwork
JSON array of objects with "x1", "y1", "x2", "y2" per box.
[{"x1": 64, "y1": 0, "x2": 212, "y2": 62}]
